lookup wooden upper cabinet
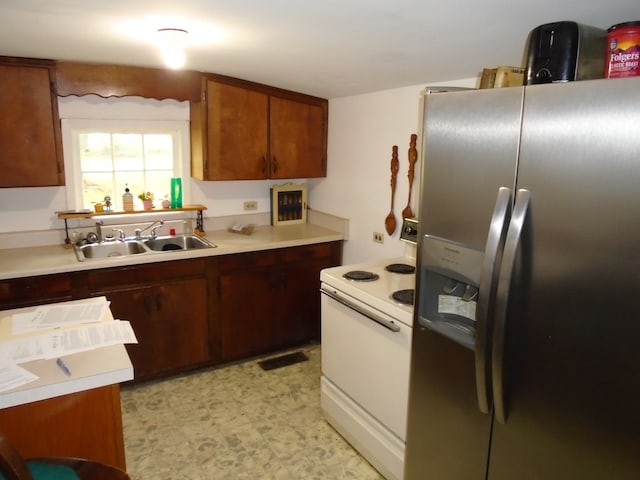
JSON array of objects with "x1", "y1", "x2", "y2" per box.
[
  {"x1": 270, "y1": 96, "x2": 326, "y2": 178},
  {"x1": 0, "y1": 59, "x2": 64, "y2": 187},
  {"x1": 191, "y1": 77, "x2": 327, "y2": 181},
  {"x1": 195, "y1": 80, "x2": 269, "y2": 180},
  {"x1": 0, "y1": 56, "x2": 327, "y2": 185}
]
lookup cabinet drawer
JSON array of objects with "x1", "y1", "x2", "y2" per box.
[
  {"x1": 0, "y1": 274, "x2": 72, "y2": 308},
  {"x1": 87, "y1": 259, "x2": 206, "y2": 290},
  {"x1": 219, "y1": 250, "x2": 277, "y2": 273},
  {"x1": 277, "y1": 242, "x2": 336, "y2": 263}
]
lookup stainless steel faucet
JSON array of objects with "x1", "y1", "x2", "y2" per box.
[
  {"x1": 135, "y1": 219, "x2": 164, "y2": 239},
  {"x1": 95, "y1": 220, "x2": 104, "y2": 242},
  {"x1": 112, "y1": 228, "x2": 126, "y2": 241}
]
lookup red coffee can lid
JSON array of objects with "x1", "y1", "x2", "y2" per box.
[{"x1": 608, "y1": 21, "x2": 640, "y2": 32}]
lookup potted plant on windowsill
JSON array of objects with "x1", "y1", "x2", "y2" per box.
[{"x1": 138, "y1": 191, "x2": 154, "y2": 210}]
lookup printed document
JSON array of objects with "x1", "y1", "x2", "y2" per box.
[
  {"x1": 11, "y1": 299, "x2": 110, "y2": 335},
  {"x1": 0, "y1": 320, "x2": 138, "y2": 365},
  {"x1": 0, "y1": 361, "x2": 39, "y2": 393}
]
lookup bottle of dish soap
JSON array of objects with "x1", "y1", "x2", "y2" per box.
[{"x1": 122, "y1": 185, "x2": 134, "y2": 212}]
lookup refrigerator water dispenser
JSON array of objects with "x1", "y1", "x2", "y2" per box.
[{"x1": 418, "y1": 235, "x2": 484, "y2": 349}]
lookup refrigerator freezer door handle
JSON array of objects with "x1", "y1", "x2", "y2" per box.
[
  {"x1": 492, "y1": 188, "x2": 531, "y2": 424},
  {"x1": 475, "y1": 186, "x2": 512, "y2": 414}
]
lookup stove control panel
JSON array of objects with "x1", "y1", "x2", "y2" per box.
[{"x1": 400, "y1": 218, "x2": 418, "y2": 245}]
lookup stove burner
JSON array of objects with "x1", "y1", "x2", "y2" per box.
[
  {"x1": 385, "y1": 263, "x2": 416, "y2": 274},
  {"x1": 391, "y1": 289, "x2": 414, "y2": 306},
  {"x1": 343, "y1": 270, "x2": 380, "y2": 282}
]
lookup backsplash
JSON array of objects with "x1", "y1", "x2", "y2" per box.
[{"x1": 0, "y1": 210, "x2": 348, "y2": 250}]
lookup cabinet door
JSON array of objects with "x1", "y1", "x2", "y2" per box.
[
  {"x1": 272, "y1": 243, "x2": 342, "y2": 348},
  {"x1": 218, "y1": 244, "x2": 342, "y2": 359},
  {"x1": 94, "y1": 287, "x2": 148, "y2": 378},
  {"x1": 269, "y1": 96, "x2": 327, "y2": 178},
  {"x1": 0, "y1": 385, "x2": 126, "y2": 470},
  {"x1": 205, "y1": 80, "x2": 269, "y2": 180},
  {"x1": 218, "y1": 251, "x2": 276, "y2": 361},
  {"x1": 103, "y1": 278, "x2": 209, "y2": 381},
  {"x1": 219, "y1": 269, "x2": 273, "y2": 360},
  {"x1": 273, "y1": 262, "x2": 322, "y2": 347},
  {"x1": 0, "y1": 63, "x2": 64, "y2": 187}
]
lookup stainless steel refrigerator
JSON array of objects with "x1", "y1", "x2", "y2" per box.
[{"x1": 404, "y1": 76, "x2": 640, "y2": 480}]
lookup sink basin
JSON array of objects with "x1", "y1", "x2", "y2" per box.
[
  {"x1": 143, "y1": 235, "x2": 216, "y2": 252},
  {"x1": 73, "y1": 235, "x2": 216, "y2": 262},
  {"x1": 75, "y1": 241, "x2": 147, "y2": 261}
]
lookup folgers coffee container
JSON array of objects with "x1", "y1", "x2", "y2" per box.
[{"x1": 605, "y1": 22, "x2": 640, "y2": 78}]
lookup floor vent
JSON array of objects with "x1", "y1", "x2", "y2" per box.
[{"x1": 258, "y1": 351, "x2": 308, "y2": 371}]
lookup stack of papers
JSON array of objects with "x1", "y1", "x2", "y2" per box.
[{"x1": 0, "y1": 297, "x2": 137, "y2": 393}]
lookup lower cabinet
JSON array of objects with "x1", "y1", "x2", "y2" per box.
[
  {"x1": 275, "y1": 256, "x2": 329, "y2": 346},
  {"x1": 219, "y1": 250, "x2": 276, "y2": 360},
  {"x1": 0, "y1": 385, "x2": 126, "y2": 470},
  {"x1": 218, "y1": 242, "x2": 342, "y2": 361},
  {"x1": 84, "y1": 259, "x2": 212, "y2": 382},
  {"x1": 1, "y1": 241, "x2": 342, "y2": 381}
]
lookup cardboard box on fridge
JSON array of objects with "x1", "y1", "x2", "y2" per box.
[{"x1": 480, "y1": 66, "x2": 525, "y2": 88}]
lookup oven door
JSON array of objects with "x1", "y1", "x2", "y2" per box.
[{"x1": 320, "y1": 283, "x2": 412, "y2": 440}]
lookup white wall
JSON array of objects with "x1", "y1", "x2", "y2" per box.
[{"x1": 309, "y1": 78, "x2": 477, "y2": 265}]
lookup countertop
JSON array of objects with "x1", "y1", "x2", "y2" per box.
[
  {"x1": 0, "y1": 223, "x2": 344, "y2": 281},
  {"x1": 0, "y1": 298, "x2": 133, "y2": 409}
]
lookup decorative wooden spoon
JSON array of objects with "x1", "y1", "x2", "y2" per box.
[
  {"x1": 402, "y1": 133, "x2": 418, "y2": 219},
  {"x1": 385, "y1": 145, "x2": 399, "y2": 235}
]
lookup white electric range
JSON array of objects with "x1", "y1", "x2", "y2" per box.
[{"x1": 320, "y1": 219, "x2": 418, "y2": 480}]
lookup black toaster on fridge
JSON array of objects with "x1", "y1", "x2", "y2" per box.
[{"x1": 523, "y1": 21, "x2": 607, "y2": 84}]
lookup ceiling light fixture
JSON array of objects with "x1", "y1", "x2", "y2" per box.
[{"x1": 157, "y1": 28, "x2": 188, "y2": 69}]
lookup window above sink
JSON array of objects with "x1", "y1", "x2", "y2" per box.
[{"x1": 58, "y1": 95, "x2": 191, "y2": 212}]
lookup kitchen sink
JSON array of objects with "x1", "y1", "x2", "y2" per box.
[
  {"x1": 75, "y1": 240, "x2": 147, "y2": 261},
  {"x1": 143, "y1": 235, "x2": 216, "y2": 252},
  {"x1": 73, "y1": 235, "x2": 216, "y2": 262}
]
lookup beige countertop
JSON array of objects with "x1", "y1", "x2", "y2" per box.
[
  {"x1": 0, "y1": 223, "x2": 344, "y2": 281},
  {"x1": 0, "y1": 298, "x2": 134, "y2": 409}
]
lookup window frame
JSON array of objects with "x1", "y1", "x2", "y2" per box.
[{"x1": 61, "y1": 118, "x2": 190, "y2": 210}]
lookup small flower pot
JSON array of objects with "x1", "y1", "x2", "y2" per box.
[{"x1": 142, "y1": 199, "x2": 153, "y2": 210}]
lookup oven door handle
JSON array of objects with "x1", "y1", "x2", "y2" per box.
[{"x1": 320, "y1": 287, "x2": 401, "y2": 333}]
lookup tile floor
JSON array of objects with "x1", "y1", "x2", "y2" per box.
[{"x1": 120, "y1": 344, "x2": 385, "y2": 479}]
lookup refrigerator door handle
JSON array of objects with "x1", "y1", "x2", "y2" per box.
[
  {"x1": 492, "y1": 188, "x2": 531, "y2": 424},
  {"x1": 476, "y1": 186, "x2": 512, "y2": 414}
]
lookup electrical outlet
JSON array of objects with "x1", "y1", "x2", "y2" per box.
[
  {"x1": 373, "y1": 232, "x2": 384, "y2": 244},
  {"x1": 243, "y1": 200, "x2": 257, "y2": 211}
]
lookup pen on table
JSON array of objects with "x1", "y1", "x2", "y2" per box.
[{"x1": 56, "y1": 357, "x2": 72, "y2": 376}]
